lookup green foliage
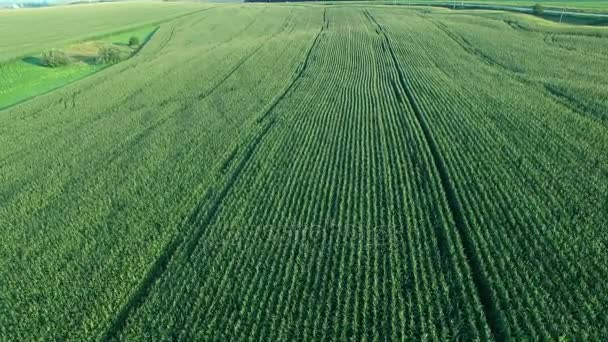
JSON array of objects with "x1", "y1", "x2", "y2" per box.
[
  {"x1": 533, "y1": 3, "x2": 545, "y2": 15},
  {"x1": 40, "y1": 49, "x2": 72, "y2": 67},
  {"x1": 96, "y1": 45, "x2": 130, "y2": 65},
  {"x1": 128, "y1": 36, "x2": 140, "y2": 47}
]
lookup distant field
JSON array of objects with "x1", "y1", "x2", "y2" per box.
[
  {"x1": 391, "y1": 0, "x2": 608, "y2": 11},
  {"x1": 1, "y1": 3, "x2": 607, "y2": 341},
  {"x1": 468, "y1": 0, "x2": 608, "y2": 10},
  {"x1": 0, "y1": 25, "x2": 157, "y2": 110},
  {"x1": 0, "y1": 2, "x2": 208, "y2": 62}
]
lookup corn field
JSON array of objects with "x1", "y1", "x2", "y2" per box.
[{"x1": 0, "y1": 4, "x2": 607, "y2": 340}]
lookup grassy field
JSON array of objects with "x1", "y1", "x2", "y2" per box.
[
  {"x1": 0, "y1": 25, "x2": 158, "y2": 110},
  {"x1": 0, "y1": 2, "x2": 209, "y2": 62},
  {"x1": 1, "y1": 3, "x2": 607, "y2": 340},
  {"x1": 0, "y1": 60, "x2": 101, "y2": 110}
]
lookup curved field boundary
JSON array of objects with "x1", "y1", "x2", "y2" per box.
[
  {"x1": 0, "y1": 32, "x2": 161, "y2": 114},
  {"x1": 0, "y1": 6, "x2": 220, "y2": 114},
  {"x1": 423, "y1": 16, "x2": 515, "y2": 71},
  {"x1": 0, "y1": 5, "x2": 219, "y2": 64},
  {"x1": 421, "y1": 15, "x2": 607, "y2": 128},
  {"x1": 364, "y1": 9, "x2": 508, "y2": 341}
]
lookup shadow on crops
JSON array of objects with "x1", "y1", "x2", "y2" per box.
[
  {"x1": 537, "y1": 12, "x2": 608, "y2": 26},
  {"x1": 22, "y1": 55, "x2": 99, "y2": 67},
  {"x1": 22, "y1": 56, "x2": 44, "y2": 66}
]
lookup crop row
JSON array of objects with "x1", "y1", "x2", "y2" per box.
[
  {"x1": 2, "y1": 4, "x2": 607, "y2": 340},
  {"x1": 0, "y1": 6, "x2": 317, "y2": 340},
  {"x1": 116, "y1": 7, "x2": 492, "y2": 341},
  {"x1": 375, "y1": 8, "x2": 608, "y2": 338}
]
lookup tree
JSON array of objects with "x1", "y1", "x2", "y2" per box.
[
  {"x1": 41, "y1": 49, "x2": 72, "y2": 67},
  {"x1": 97, "y1": 45, "x2": 128, "y2": 65},
  {"x1": 128, "y1": 36, "x2": 140, "y2": 48},
  {"x1": 532, "y1": 4, "x2": 545, "y2": 15}
]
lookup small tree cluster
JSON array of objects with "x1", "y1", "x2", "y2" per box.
[
  {"x1": 128, "y1": 36, "x2": 140, "y2": 48},
  {"x1": 41, "y1": 49, "x2": 72, "y2": 68},
  {"x1": 532, "y1": 4, "x2": 545, "y2": 15},
  {"x1": 96, "y1": 45, "x2": 129, "y2": 65}
]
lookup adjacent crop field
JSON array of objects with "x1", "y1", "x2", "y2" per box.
[
  {"x1": 401, "y1": 0, "x2": 608, "y2": 11},
  {"x1": 0, "y1": 1, "x2": 209, "y2": 62},
  {"x1": 0, "y1": 3, "x2": 606, "y2": 340}
]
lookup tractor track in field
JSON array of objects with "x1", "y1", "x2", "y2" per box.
[
  {"x1": 543, "y1": 84, "x2": 608, "y2": 127},
  {"x1": 422, "y1": 15, "x2": 606, "y2": 131},
  {"x1": 539, "y1": 33, "x2": 608, "y2": 63},
  {"x1": 150, "y1": 6, "x2": 219, "y2": 57},
  {"x1": 197, "y1": 39, "x2": 266, "y2": 100},
  {"x1": 99, "y1": 94, "x2": 276, "y2": 342},
  {"x1": 197, "y1": 9, "x2": 294, "y2": 102},
  {"x1": 100, "y1": 11, "x2": 327, "y2": 340},
  {"x1": 256, "y1": 8, "x2": 327, "y2": 124},
  {"x1": 151, "y1": 26, "x2": 176, "y2": 57},
  {"x1": 364, "y1": 9, "x2": 507, "y2": 342},
  {"x1": 423, "y1": 16, "x2": 517, "y2": 74}
]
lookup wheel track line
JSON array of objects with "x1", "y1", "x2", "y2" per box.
[
  {"x1": 144, "y1": 8, "x2": 257, "y2": 77},
  {"x1": 197, "y1": 12, "x2": 288, "y2": 102},
  {"x1": 542, "y1": 84, "x2": 607, "y2": 127},
  {"x1": 104, "y1": 16, "x2": 276, "y2": 174},
  {"x1": 200, "y1": 11, "x2": 329, "y2": 337},
  {"x1": 100, "y1": 11, "x2": 327, "y2": 340},
  {"x1": 364, "y1": 10, "x2": 507, "y2": 342},
  {"x1": 407, "y1": 17, "x2": 608, "y2": 198},
  {"x1": 99, "y1": 105, "x2": 270, "y2": 342},
  {"x1": 405, "y1": 15, "x2": 607, "y2": 334},
  {"x1": 363, "y1": 13, "x2": 448, "y2": 337},
  {"x1": 424, "y1": 17, "x2": 512, "y2": 72},
  {"x1": 151, "y1": 26, "x2": 175, "y2": 56},
  {"x1": 150, "y1": 6, "x2": 220, "y2": 57},
  {"x1": 256, "y1": 8, "x2": 327, "y2": 125},
  {"x1": 422, "y1": 15, "x2": 606, "y2": 128},
  {"x1": 280, "y1": 24, "x2": 353, "y2": 338},
  {"x1": 254, "y1": 11, "x2": 330, "y2": 339},
  {"x1": 229, "y1": 28, "x2": 326, "y2": 338}
]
